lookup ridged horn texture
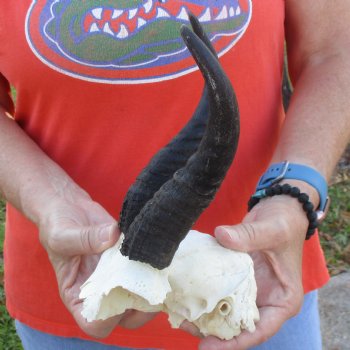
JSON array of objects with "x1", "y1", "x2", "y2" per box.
[
  {"x1": 120, "y1": 21, "x2": 240, "y2": 270},
  {"x1": 119, "y1": 14, "x2": 217, "y2": 236},
  {"x1": 119, "y1": 91, "x2": 209, "y2": 235}
]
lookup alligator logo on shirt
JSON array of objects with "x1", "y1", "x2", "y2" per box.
[{"x1": 26, "y1": 0, "x2": 252, "y2": 84}]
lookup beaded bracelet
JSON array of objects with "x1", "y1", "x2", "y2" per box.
[{"x1": 248, "y1": 183, "x2": 318, "y2": 240}]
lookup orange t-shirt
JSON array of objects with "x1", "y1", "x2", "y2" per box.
[{"x1": 0, "y1": 1, "x2": 329, "y2": 349}]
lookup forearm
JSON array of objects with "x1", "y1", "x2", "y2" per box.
[
  {"x1": 0, "y1": 107, "x2": 85, "y2": 225},
  {"x1": 272, "y1": 52, "x2": 350, "y2": 181},
  {"x1": 277, "y1": 0, "x2": 350, "y2": 186}
]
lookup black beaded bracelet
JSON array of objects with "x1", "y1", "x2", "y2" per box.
[{"x1": 248, "y1": 184, "x2": 318, "y2": 240}]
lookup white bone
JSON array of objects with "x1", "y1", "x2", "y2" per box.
[
  {"x1": 80, "y1": 235, "x2": 170, "y2": 322},
  {"x1": 80, "y1": 230, "x2": 259, "y2": 339}
]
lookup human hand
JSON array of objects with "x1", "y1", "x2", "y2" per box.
[
  {"x1": 199, "y1": 181, "x2": 318, "y2": 350},
  {"x1": 38, "y1": 184, "x2": 157, "y2": 338}
]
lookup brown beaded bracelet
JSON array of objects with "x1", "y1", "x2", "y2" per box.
[{"x1": 248, "y1": 183, "x2": 318, "y2": 240}]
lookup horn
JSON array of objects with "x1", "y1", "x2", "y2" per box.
[
  {"x1": 119, "y1": 15, "x2": 218, "y2": 236},
  {"x1": 120, "y1": 23, "x2": 240, "y2": 269},
  {"x1": 187, "y1": 11, "x2": 217, "y2": 57}
]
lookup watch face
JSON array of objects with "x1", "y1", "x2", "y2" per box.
[{"x1": 26, "y1": 0, "x2": 252, "y2": 83}]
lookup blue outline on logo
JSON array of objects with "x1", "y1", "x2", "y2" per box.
[{"x1": 25, "y1": 0, "x2": 252, "y2": 84}]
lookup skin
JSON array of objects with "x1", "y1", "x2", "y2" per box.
[
  {"x1": 0, "y1": 103, "x2": 157, "y2": 337},
  {"x1": 194, "y1": 0, "x2": 350, "y2": 349},
  {"x1": 0, "y1": 0, "x2": 350, "y2": 347}
]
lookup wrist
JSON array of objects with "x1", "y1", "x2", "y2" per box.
[
  {"x1": 280, "y1": 179, "x2": 319, "y2": 208},
  {"x1": 250, "y1": 161, "x2": 330, "y2": 239},
  {"x1": 256, "y1": 161, "x2": 329, "y2": 217},
  {"x1": 249, "y1": 183, "x2": 320, "y2": 239},
  {"x1": 19, "y1": 164, "x2": 89, "y2": 226}
]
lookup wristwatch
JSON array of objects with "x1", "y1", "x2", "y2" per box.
[{"x1": 256, "y1": 161, "x2": 330, "y2": 223}]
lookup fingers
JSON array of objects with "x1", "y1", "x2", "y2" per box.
[
  {"x1": 214, "y1": 197, "x2": 308, "y2": 253},
  {"x1": 81, "y1": 317, "x2": 122, "y2": 339},
  {"x1": 74, "y1": 309, "x2": 157, "y2": 338},
  {"x1": 215, "y1": 217, "x2": 304, "y2": 294},
  {"x1": 47, "y1": 222, "x2": 120, "y2": 256},
  {"x1": 118, "y1": 310, "x2": 158, "y2": 329},
  {"x1": 215, "y1": 218, "x2": 287, "y2": 253},
  {"x1": 73, "y1": 306, "x2": 123, "y2": 339},
  {"x1": 210, "y1": 199, "x2": 306, "y2": 350},
  {"x1": 180, "y1": 320, "x2": 204, "y2": 338},
  {"x1": 199, "y1": 306, "x2": 290, "y2": 350}
]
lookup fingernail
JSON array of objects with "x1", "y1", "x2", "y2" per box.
[{"x1": 99, "y1": 225, "x2": 113, "y2": 242}]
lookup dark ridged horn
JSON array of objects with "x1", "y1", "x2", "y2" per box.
[
  {"x1": 119, "y1": 15, "x2": 218, "y2": 236},
  {"x1": 119, "y1": 92, "x2": 209, "y2": 235},
  {"x1": 120, "y1": 23, "x2": 240, "y2": 269}
]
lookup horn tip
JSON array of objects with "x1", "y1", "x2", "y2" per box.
[{"x1": 180, "y1": 24, "x2": 190, "y2": 34}]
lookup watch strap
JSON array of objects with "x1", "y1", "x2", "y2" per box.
[{"x1": 256, "y1": 161, "x2": 328, "y2": 212}]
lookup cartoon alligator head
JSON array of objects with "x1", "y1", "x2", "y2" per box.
[{"x1": 40, "y1": 0, "x2": 251, "y2": 69}]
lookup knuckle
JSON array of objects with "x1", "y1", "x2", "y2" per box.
[
  {"x1": 285, "y1": 286, "x2": 304, "y2": 317},
  {"x1": 242, "y1": 223, "x2": 257, "y2": 242},
  {"x1": 290, "y1": 292, "x2": 304, "y2": 317},
  {"x1": 274, "y1": 217, "x2": 291, "y2": 244},
  {"x1": 45, "y1": 229, "x2": 62, "y2": 252},
  {"x1": 79, "y1": 227, "x2": 94, "y2": 253},
  {"x1": 246, "y1": 329, "x2": 270, "y2": 348},
  {"x1": 81, "y1": 325, "x2": 112, "y2": 339},
  {"x1": 259, "y1": 333, "x2": 270, "y2": 344},
  {"x1": 234, "y1": 223, "x2": 257, "y2": 250}
]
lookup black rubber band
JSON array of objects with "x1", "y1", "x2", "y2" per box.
[{"x1": 248, "y1": 184, "x2": 318, "y2": 240}]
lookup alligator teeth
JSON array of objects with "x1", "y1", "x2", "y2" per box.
[
  {"x1": 129, "y1": 8, "x2": 138, "y2": 19},
  {"x1": 144, "y1": 0, "x2": 153, "y2": 14},
  {"x1": 229, "y1": 7, "x2": 235, "y2": 17},
  {"x1": 103, "y1": 22, "x2": 114, "y2": 36},
  {"x1": 89, "y1": 23, "x2": 100, "y2": 33},
  {"x1": 157, "y1": 7, "x2": 170, "y2": 18},
  {"x1": 137, "y1": 17, "x2": 147, "y2": 28},
  {"x1": 92, "y1": 8, "x2": 103, "y2": 20},
  {"x1": 236, "y1": 6, "x2": 241, "y2": 16},
  {"x1": 112, "y1": 9, "x2": 123, "y2": 19},
  {"x1": 216, "y1": 6, "x2": 228, "y2": 20},
  {"x1": 116, "y1": 24, "x2": 129, "y2": 39},
  {"x1": 198, "y1": 8, "x2": 211, "y2": 22},
  {"x1": 177, "y1": 7, "x2": 188, "y2": 21}
]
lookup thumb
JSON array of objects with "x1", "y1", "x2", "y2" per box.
[
  {"x1": 215, "y1": 219, "x2": 280, "y2": 253},
  {"x1": 49, "y1": 223, "x2": 120, "y2": 256}
]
